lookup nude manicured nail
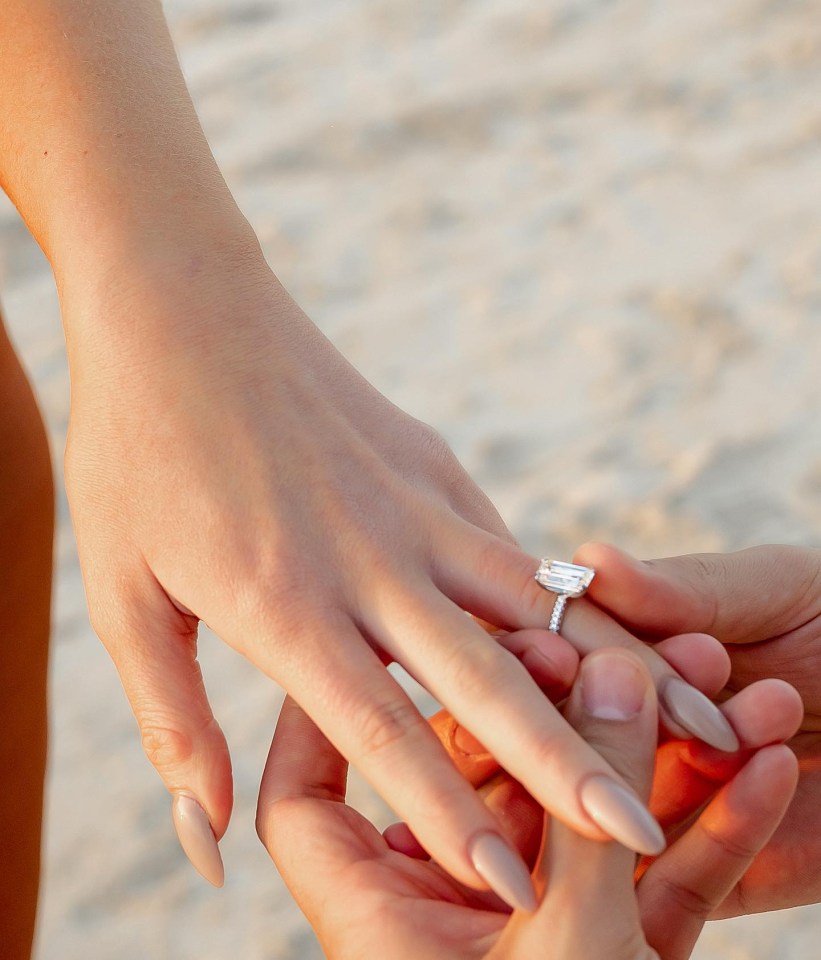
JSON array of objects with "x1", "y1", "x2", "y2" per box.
[
  {"x1": 661, "y1": 677, "x2": 740, "y2": 753},
  {"x1": 469, "y1": 831, "x2": 538, "y2": 912},
  {"x1": 579, "y1": 775, "x2": 666, "y2": 855},
  {"x1": 581, "y1": 653, "x2": 646, "y2": 720},
  {"x1": 172, "y1": 794, "x2": 224, "y2": 887}
]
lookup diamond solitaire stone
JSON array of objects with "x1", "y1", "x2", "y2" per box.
[{"x1": 534, "y1": 559, "x2": 595, "y2": 597}]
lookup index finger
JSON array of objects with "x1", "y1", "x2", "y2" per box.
[{"x1": 574, "y1": 541, "x2": 821, "y2": 645}]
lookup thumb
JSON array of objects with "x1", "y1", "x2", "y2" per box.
[
  {"x1": 90, "y1": 572, "x2": 233, "y2": 887},
  {"x1": 574, "y1": 542, "x2": 821, "y2": 646},
  {"x1": 499, "y1": 650, "x2": 662, "y2": 960}
]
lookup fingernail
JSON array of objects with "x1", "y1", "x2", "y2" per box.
[
  {"x1": 661, "y1": 677, "x2": 740, "y2": 753},
  {"x1": 468, "y1": 831, "x2": 538, "y2": 912},
  {"x1": 579, "y1": 775, "x2": 666, "y2": 855},
  {"x1": 172, "y1": 795, "x2": 224, "y2": 887},
  {"x1": 581, "y1": 653, "x2": 646, "y2": 720}
]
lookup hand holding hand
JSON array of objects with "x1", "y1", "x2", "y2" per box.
[
  {"x1": 256, "y1": 648, "x2": 798, "y2": 959},
  {"x1": 63, "y1": 234, "x2": 740, "y2": 894},
  {"x1": 1, "y1": 0, "x2": 745, "y2": 900},
  {"x1": 576, "y1": 542, "x2": 821, "y2": 913}
]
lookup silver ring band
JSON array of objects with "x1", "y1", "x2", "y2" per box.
[
  {"x1": 548, "y1": 594, "x2": 569, "y2": 633},
  {"x1": 535, "y1": 559, "x2": 595, "y2": 635}
]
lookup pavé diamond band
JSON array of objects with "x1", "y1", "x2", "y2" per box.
[{"x1": 534, "y1": 559, "x2": 596, "y2": 634}]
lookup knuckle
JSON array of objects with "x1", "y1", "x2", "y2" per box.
[
  {"x1": 699, "y1": 820, "x2": 759, "y2": 862},
  {"x1": 355, "y1": 699, "x2": 423, "y2": 760},
  {"x1": 408, "y1": 776, "x2": 474, "y2": 831},
  {"x1": 517, "y1": 578, "x2": 552, "y2": 625},
  {"x1": 255, "y1": 796, "x2": 311, "y2": 857},
  {"x1": 255, "y1": 802, "x2": 279, "y2": 851},
  {"x1": 408, "y1": 420, "x2": 469, "y2": 489},
  {"x1": 84, "y1": 586, "x2": 121, "y2": 639},
  {"x1": 684, "y1": 554, "x2": 722, "y2": 632},
  {"x1": 255, "y1": 796, "x2": 293, "y2": 851},
  {"x1": 255, "y1": 804, "x2": 269, "y2": 846},
  {"x1": 655, "y1": 873, "x2": 715, "y2": 920},
  {"x1": 235, "y1": 581, "x2": 330, "y2": 659},
  {"x1": 140, "y1": 724, "x2": 195, "y2": 773},
  {"x1": 525, "y1": 728, "x2": 569, "y2": 774},
  {"x1": 86, "y1": 602, "x2": 111, "y2": 643},
  {"x1": 410, "y1": 420, "x2": 453, "y2": 465},
  {"x1": 83, "y1": 578, "x2": 143, "y2": 651},
  {"x1": 502, "y1": 550, "x2": 554, "y2": 626},
  {"x1": 728, "y1": 876, "x2": 750, "y2": 917},
  {"x1": 444, "y1": 637, "x2": 520, "y2": 703},
  {"x1": 793, "y1": 549, "x2": 821, "y2": 621},
  {"x1": 470, "y1": 538, "x2": 507, "y2": 583}
]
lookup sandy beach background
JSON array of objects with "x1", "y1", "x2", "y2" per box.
[{"x1": 2, "y1": 0, "x2": 821, "y2": 956}]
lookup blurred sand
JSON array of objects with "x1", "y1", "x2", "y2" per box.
[{"x1": 2, "y1": 0, "x2": 821, "y2": 956}]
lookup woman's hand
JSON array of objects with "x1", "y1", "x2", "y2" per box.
[
  {"x1": 61, "y1": 228, "x2": 743, "y2": 896},
  {"x1": 256, "y1": 649, "x2": 798, "y2": 960},
  {"x1": 576, "y1": 542, "x2": 821, "y2": 914},
  {"x1": 2, "y1": 0, "x2": 742, "y2": 895}
]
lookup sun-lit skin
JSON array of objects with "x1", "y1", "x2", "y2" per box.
[
  {"x1": 0, "y1": 0, "x2": 757, "y2": 921},
  {"x1": 577, "y1": 542, "x2": 821, "y2": 914},
  {"x1": 257, "y1": 649, "x2": 800, "y2": 960}
]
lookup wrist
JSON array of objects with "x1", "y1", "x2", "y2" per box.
[
  {"x1": 56, "y1": 193, "x2": 259, "y2": 283},
  {"x1": 47, "y1": 158, "x2": 251, "y2": 282},
  {"x1": 57, "y1": 209, "x2": 283, "y2": 365}
]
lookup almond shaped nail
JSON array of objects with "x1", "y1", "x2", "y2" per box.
[
  {"x1": 661, "y1": 677, "x2": 740, "y2": 753},
  {"x1": 172, "y1": 794, "x2": 224, "y2": 887},
  {"x1": 469, "y1": 831, "x2": 538, "y2": 913},
  {"x1": 579, "y1": 775, "x2": 666, "y2": 856}
]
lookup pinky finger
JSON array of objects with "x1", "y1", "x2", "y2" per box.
[{"x1": 638, "y1": 745, "x2": 798, "y2": 958}]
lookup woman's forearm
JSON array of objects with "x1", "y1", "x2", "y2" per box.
[{"x1": 0, "y1": 0, "x2": 249, "y2": 284}]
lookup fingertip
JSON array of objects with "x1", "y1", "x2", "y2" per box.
[
  {"x1": 655, "y1": 633, "x2": 731, "y2": 697},
  {"x1": 384, "y1": 822, "x2": 428, "y2": 859},
  {"x1": 574, "y1": 541, "x2": 633, "y2": 567},
  {"x1": 574, "y1": 542, "x2": 693, "y2": 637},
  {"x1": 573, "y1": 542, "x2": 647, "y2": 591},
  {"x1": 490, "y1": 628, "x2": 579, "y2": 701},
  {"x1": 718, "y1": 678, "x2": 804, "y2": 750},
  {"x1": 747, "y1": 742, "x2": 799, "y2": 790},
  {"x1": 756, "y1": 678, "x2": 804, "y2": 727}
]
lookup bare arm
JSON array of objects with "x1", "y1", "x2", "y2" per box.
[
  {"x1": 0, "y1": 0, "x2": 245, "y2": 273},
  {"x1": 0, "y1": 0, "x2": 735, "y2": 903}
]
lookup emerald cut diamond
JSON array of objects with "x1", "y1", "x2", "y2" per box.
[{"x1": 534, "y1": 559, "x2": 595, "y2": 597}]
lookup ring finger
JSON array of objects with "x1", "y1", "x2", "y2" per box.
[{"x1": 433, "y1": 526, "x2": 739, "y2": 751}]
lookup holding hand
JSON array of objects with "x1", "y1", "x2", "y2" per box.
[
  {"x1": 64, "y1": 238, "x2": 741, "y2": 896},
  {"x1": 5, "y1": 0, "x2": 744, "y2": 895},
  {"x1": 577, "y1": 542, "x2": 821, "y2": 914},
  {"x1": 256, "y1": 648, "x2": 798, "y2": 959}
]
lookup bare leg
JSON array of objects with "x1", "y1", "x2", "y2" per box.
[{"x1": 0, "y1": 307, "x2": 54, "y2": 959}]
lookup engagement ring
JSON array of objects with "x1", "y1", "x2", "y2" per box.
[{"x1": 534, "y1": 559, "x2": 595, "y2": 634}]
